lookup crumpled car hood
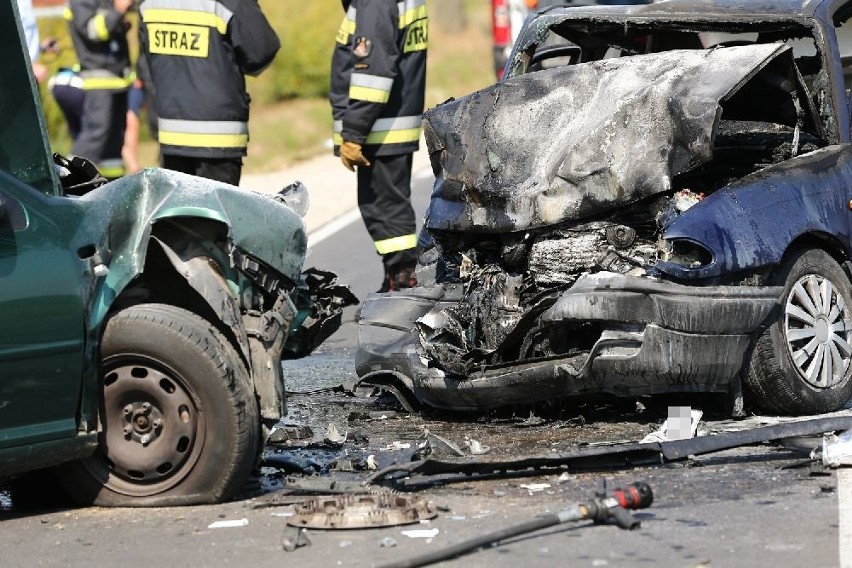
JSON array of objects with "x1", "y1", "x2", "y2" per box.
[
  {"x1": 74, "y1": 168, "x2": 307, "y2": 293},
  {"x1": 425, "y1": 43, "x2": 808, "y2": 233}
]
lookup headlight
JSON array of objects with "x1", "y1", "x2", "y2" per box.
[{"x1": 661, "y1": 238, "x2": 713, "y2": 268}]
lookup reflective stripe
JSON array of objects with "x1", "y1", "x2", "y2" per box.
[
  {"x1": 159, "y1": 131, "x2": 248, "y2": 148},
  {"x1": 98, "y1": 159, "x2": 125, "y2": 179},
  {"x1": 351, "y1": 73, "x2": 394, "y2": 91},
  {"x1": 141, "y1": 9, "x2": 229, "y2": 34},
  {"x1": 375, "y1": 234, "x2": 417, "y2": 255},
  {"x1": 87, "y1": 11, "x2": 110, "y2": 41},
  {"x1": 333, "y1": 116, "x2": 422, "y2": 145},
  {"x1": 63, "y1": 7, "x2": 72, "y2": 20},
  {"x1": 350, "y1": 86, "x2": 390, "y2": 103},
  {"x1": 158, "y1": 118, "x2": 248, "y2": 135},
  {"x1": 79, "y1": 70, "x2": 131, "y2": 90},
  {"x1": 336, "y1": 7, "x2": 357, "y2": 45},
  {"x1": 158, "y1": 118, "x2": 248, "y2": 148},
  {"x1": 349, "y1": 74, "x2": 394, "y2": 103},
  {"x1": 49, "y1": 71, "x2": 84, "y2": 90},
  {"x1": 398, "y1": 0, "x2": 428, "y2": 28}
]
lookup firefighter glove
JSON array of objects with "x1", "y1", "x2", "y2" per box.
[{"x1": 340, "y1": 140, "x2": 370, "y2": 171}]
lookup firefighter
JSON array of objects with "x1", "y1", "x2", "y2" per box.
[
  {"x1": 138, "y1": 0, "x2": 280, "y2": 186},
  {"x1": 65, "y1": 0, "x2": 133, "y2": 180},
  {"x1": 330, "y1": 0, "x2": 428, "y2": 292}
]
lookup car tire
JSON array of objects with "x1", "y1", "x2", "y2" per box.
[
  {"x1": 58, "y1": 303, "x2": 259, "y2": 506},
  {"x1": 745, "y1": 248, "x2": 852, "y2": 415}
]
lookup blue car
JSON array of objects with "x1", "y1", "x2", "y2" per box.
[{"x1": 357, "y1": 0, "x2": 852, "y2": 416}]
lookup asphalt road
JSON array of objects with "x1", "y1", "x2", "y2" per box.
[{"x1": 1, "y1": 165, "x2": 849, "y2": 568}]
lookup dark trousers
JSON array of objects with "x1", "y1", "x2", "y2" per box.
[
  {"x1": 357, "y1": 153, "x2": 417, "y2": 268},
  {"x1": 72, "y1": 88, "x2": 127, "y2": 178},
  {"x1": 161, "y1": 155, "x2": 243, "y2": 186}
]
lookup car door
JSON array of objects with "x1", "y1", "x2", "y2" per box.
[{"x1": 0, "y1": 7, "x2": 86, "y2": 449}]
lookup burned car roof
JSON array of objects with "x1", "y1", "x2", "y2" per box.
[
  {"x1": 533, "y1": 0, "x2": 828, "y2": 20},
  {"x1": 424, "y1": 43, "x2": 818, "y2": 233}
]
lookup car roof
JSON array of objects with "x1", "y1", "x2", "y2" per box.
[{"x1": 539, "y1": 0, "x2": 827, "y2": 20}]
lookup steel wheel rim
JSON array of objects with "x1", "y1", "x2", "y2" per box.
[
  {"x1": 82, "y1": 357, "x2": 205, "y2": 497},
  {"x1": 784, "y1": 273, "x2": 852, "y2": 388}
]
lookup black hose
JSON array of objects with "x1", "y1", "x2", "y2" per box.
[{"x1": 378, "y1": 507, "x2": 585, "y2": 568}]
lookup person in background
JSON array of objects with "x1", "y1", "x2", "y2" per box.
[
  {"x1": 16, "y1": 0, "x2": 56, "y2": 83},
  {"x1": 64, "y1": 0, "x2": 133, "y2": 180},
  {"x1": 138, "y1": 0, "x2": 279, "y2": 185},
  {"x1": 329, "y1": 0, "x2": 429, "y2": 292},
  {"x1": 121, "y1": 74, "x2": 146, "y2": 173}
]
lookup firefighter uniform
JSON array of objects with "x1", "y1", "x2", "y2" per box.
[
  {"x1": 138, "y1": 0, "x2": 280, "y2": 186},
  {"x1": 64, "y1": 0, "x2": 132, "y2": 179},
  {"x1": 330, "y1": 0, "x2": 428, "y2": 291}
]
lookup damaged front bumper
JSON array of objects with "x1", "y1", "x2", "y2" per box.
[{"x1": 356, "y1": 272, "x2": 782, "y2": 411}]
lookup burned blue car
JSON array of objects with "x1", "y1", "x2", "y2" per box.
[{"x1": 356, "y1": 0, "x2": 852, "y2": 416}]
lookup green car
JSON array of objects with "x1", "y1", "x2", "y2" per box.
[{"x1": 0, "y1": 7, "x2": 354, "y2": 506}]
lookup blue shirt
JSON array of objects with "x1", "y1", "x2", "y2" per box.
[{"x1": 16, "y1": 0, "x2": 39, "y2": 61}]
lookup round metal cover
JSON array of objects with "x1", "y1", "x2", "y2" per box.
[{"x1": 287, "y1": 494, "x2": 437, "y2": 529}]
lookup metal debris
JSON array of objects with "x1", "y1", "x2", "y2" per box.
[
  {"x1": 369, "y1": 416, "x2": 852, "y2": 485},
  {"x1": 287, "y1": 495, "x2": 437, "y2": 530},
  {"x1": 823, "y1": 430, "x2": 852, "y2": 467},
  {"x1": 281, "y1": 526, "x2": 311, "y2": 552}
]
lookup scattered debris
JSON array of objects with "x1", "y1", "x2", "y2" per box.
[
  {"x1": 823, "y1": 430, "x2": 852, "y2": 467},
  {"x1": 268, "y1": 425, "x2": 314, "y2": 445},
  {"x1": 465, "y1": 438, "x2": 491, "y2": 456},
  {"x1": 207, "y1": 518, "x2": 249, "y2": 529},
  {"x1": 520, "y1": 483, "x2": 551, "y2": 493},
  {"x1": 288, "y1": 495, "x2": 437, "y2": 529},
  {"x1": 384, "y1": 442, "x2": 412, "y2": 451},
  {"x1": 640, "y1": 407, "x2": 703, "y2": 443},
  {"x1": 281, "y1": 526, "x2": 311, "y2": 552},
  {"x1": 369, "y1": 416, "x2": 852, "y2": 485},
  {"x1": 378, "y1": 482, "x2": 652, "y2": 568},
  {"x1": 401, "y1": 528, "x2": 440, "y2": 539},
  {"x1": 379, "y1": 536, "x2": 398, "y2": 548},
  {"x1": 324, "y1": 423, "x2": 347, "y2": 446},
  {"x1": 425, "y1": 431, "x2": 465, "y2": 457},
  {"x1": 367, "y1": 455, "x2": 379, "y2": 470}
]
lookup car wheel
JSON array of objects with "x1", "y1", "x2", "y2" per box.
[
  {"x1": 59, "y1": 303, "x2": 258, "y2": 506},
  {"x1": 745, "y1": 248, "x2": 852, "y2": 415}
]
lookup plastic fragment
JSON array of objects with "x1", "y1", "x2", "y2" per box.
[
  {"x1": 402, "y1": 528, "x2": 440, "y2": 539},
  {"x1": 208, "y1": 518, "x2": 249, "y2": 529}
]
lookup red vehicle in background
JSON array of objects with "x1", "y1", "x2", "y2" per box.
[{"x1": 491, "y1": 0, "x2": 654, "y2": 78}]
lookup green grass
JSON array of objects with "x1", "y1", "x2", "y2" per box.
[{"x1": 39, "y1": 0, "x2": 495, "y2": 173}]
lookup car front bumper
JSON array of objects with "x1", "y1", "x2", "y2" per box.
[{"x1": 356, "y1": 272, "x2": 782, "y2": 411}]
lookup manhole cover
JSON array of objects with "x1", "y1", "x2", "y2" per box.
[{"x1": 287, "y1": 494, "x2": 437, "y2": 529}]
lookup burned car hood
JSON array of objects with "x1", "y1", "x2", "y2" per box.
[
  {"x1": 74, "y1": 168, "x2": 307, "y2": 292},
  {"x1": 425, "y1": 43, "x2": 817, "y2": 233}
]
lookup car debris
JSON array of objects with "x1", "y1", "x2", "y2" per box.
[
  {"x1": 378, "y1": 482, "x2": 653, "y2": 568},
  {"x1": 287, "y1": 494, "x2": 437, "y2": 530},
  {"x1": 281, "y1": 526, "x2": 312, "y2": 552},
  {"x1": 400, "y1": 528, "x2": 440, "y2": 539},
  {"x1": 368, "y1": 415, "x2": 852, "y2": 486},
  {"x1": 356, "y1": 0, "x2": 852, "y2": 418},
  {"x1": 640, "y1": 407, "x2": 703, "y2": 443},
  {"x1": 823, "y1": 429, "x2": 852, "y2": 466},
  {"x1": 207, "y1": 518, "x2": 249, "y2": 529}
]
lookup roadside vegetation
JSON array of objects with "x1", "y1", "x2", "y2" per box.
[{"x1": 36, "y1": 0, "x2": 494, "y2": 173}]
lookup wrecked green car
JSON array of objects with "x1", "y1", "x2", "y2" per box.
[{"x1": 0, "y1": 8, "x2": 354, "y2": 506}]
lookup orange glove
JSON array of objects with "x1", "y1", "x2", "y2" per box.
[{"x1": 340, "y1": 140, "x2": 371, "y2": 171}]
